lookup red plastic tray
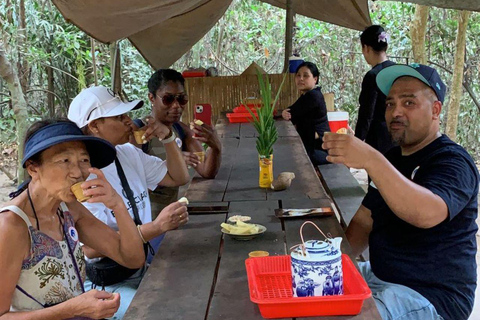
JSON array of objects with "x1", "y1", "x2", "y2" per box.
[
  {"x1": 226, "y1": 112, "x2": 254, "y2": 123},
  {"x1": 245, "y1": 254, "x2": 371, "y2": 319},
  {"x1": 181, "y1": 70, "x2": 206, "y2": 78},
  {"x1": 233, "y1": 105, "x2": 258, "y2": 113}
]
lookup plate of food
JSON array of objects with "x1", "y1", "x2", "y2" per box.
[{"x1": 221, "y1": 221, "x2": 267, "y2": 241}]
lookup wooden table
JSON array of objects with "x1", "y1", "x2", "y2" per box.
[{"x1": 124, "y1": 120, "x2": 381, "y2": 320}]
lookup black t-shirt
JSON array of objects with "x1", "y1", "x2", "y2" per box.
[
  {"x1": 362, "y1": 134, "x2": 479, "y2": 320},
  {"x1": 289, "y1": 87, "x2": 330, "y2": 156}
]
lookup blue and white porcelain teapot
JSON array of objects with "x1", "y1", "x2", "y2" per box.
[{"x1": 290, "y1": 221, "x2": 343, "y2": 297}]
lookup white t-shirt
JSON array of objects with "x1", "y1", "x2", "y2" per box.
[{"x1": 83, "y1": 143, "x2": 167, "y2": 230}]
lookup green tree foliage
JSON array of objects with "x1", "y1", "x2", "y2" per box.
[{"x1": 0, "y1": 0, "x2": 478, "y2": 160}]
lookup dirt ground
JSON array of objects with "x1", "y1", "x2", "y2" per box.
[{"x1": 0, "y1": 168, "x2": 479, "y2": 318}]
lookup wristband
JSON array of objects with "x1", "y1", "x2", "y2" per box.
[
  {"x1": 160, "y1": 130, "x2": 176, "y2": 144},
  {"x1": 137, "y1": 225, "x2": 147, "y2": 244}
]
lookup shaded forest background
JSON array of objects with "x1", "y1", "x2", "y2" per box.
[{"x1": 0, "y1": 0, "x2": 479, "y2": 180}]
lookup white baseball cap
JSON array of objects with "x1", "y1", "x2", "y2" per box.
[{"x1": 68, "y1": 86, "x2": 144, "y2": 128}]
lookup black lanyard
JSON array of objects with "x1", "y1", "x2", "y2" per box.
[{"x1": 114, "y1": 157, "x2": 154, "y2": 256}]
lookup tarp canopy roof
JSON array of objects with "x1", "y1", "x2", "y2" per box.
[
  {"x1": 53, "y1": 0, "x2": 479, "y2": 70},
  {"x1": 376, "y1": 0, "x2": 480, "y2": 12},
  {"x1": 53, "y1": 0, "x2": 371, "y2": 69}
]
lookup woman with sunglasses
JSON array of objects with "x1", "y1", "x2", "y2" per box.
[
  {"x1": 0, "y1": 118, "x2": 144, "y2": 319},
  {"x1": 68, "y1": 86, "x2": 190, "y2": 319},
  {"x1": 144, "y1": 69, "x2": 222, "y2": 217}
]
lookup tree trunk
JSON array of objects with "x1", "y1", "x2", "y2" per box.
[
  {"x1": 410, "y1": 5, "x2": 429, "y2": 64},
  {"x1": 283, "y1": 0, "x2": 294, "y2": 73},
  {"x1": 0, "y1": 43, "x2": 29, "y2": 182},
  {"x1": 445, "y1": 11, "x2": 471, "y2": 141},
  {"x1": 17, "y1": 0, "x2": 30, "y2": 94},
  {"x1": 47, "y1": 61, "x2": 54, "y2": 117}
]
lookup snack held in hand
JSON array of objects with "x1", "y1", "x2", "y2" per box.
[
  {"x1": 221, "y1": 221, "x2": 261, "y2": 235},
  {"x1": 178, "y1": 197, "x2": 189, "y2": 205},
  {"x1": 194, "y1": 119, "x2": 204, "y2": 126},
  {"x1": 194, "y1": 151, "x2": 205, "y2": 163}
]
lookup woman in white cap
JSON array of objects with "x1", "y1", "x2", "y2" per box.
[
  {"x1": 68, "y1": 86, "x2": 190, "y2": 319},
  {"x1": 0, "y1": 118, "x2": 145, "y2": 319}
]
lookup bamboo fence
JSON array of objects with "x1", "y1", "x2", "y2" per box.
[{"x1": 182, "y1": 73, "x2": 335, "y2": 123}]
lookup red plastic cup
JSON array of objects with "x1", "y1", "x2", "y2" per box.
[{"x1": 327, "y1": 111, "x2": 349, "y2": 134}]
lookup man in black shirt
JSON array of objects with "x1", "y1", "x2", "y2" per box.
[{"x1": 322, "y1": 64, "x2": 478, "y2": 320}]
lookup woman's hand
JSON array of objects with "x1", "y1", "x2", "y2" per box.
[
  {"x1": 154, "y1": 201, "x2": 189, "y2": 233},
  {"x1": 142, "y1": 116, "x2": 171, "y2": 141},
  {"x1": 190, "y1": 123, "x2": 221, "y2": 151},
  {"x1": 81, "y1": 168, "x2": 123, "y2": 212},
  {"x1": 282, "y1": 109, "x2": 292, "y2": 120},
  {"x1": 182, "y1": 151, "x2": 201, "y2": 167},
  {"x1": 68, "y1": 290, "x2": 120, "y2": 319}
]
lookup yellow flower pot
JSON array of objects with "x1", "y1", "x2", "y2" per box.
[{"x1": 259, "y1": 154, "x2": 274, "y2": 188}]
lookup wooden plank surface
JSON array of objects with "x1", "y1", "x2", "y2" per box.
[
  {"x1": 317, "y1": 164, "x2": 366, "y2": 226},
  {"x1": 207, "y1": 200, "x2": 287, "y2": 320},
  {"x1": 186, "y1": 137, "x2": 239, "y2": 202},
  {"x1": 266, "y1": 136, "x2": 329, "y2": 201},
  {"x1": 216, "y1": 118, "x2": 240, "y2": 138},
  {"x1": 223, "y1": 137, "x2": 267, "y2": 202},
  {"x1": 124, "y1": 214, "x2": 226, "y2": 320},
  {"x1": 275, "y1": 119, "x2": 298, "y2": 137},
  {"x1": 239, "y1": 122, "x2": 257, "y2": 138},
  {"x1": 282, "y1": 199, "x2": 381, "y2": 320}
]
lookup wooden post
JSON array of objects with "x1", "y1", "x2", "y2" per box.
[
  {"x1": 283, "y1": 0, "x2": 294, "y2": 73},
  {"x1": 110, "y1": 41, "x2": 122, "y2": 94},
  {"x1": 91, "y1": 38, "x2": 98, "y2": 86},
  {"x1": 446, "y1": 11, "x2": 471, "y2": 141}
]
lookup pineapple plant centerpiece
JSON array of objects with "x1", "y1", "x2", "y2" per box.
[{"x1": 247, "y1": 71, "x2": 286, "y2": 188}]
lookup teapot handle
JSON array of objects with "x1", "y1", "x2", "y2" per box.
[{"x1": 289, "y1": 221, "x2": 330, "y2": 256}]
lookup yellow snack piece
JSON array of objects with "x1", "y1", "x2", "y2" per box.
[
  {"x1": 178, "y1": 197, "x2": 189, "y2": 205},
  {"x1": 194, "y1": 119, "x2": 204, "y2": 126},
  {"x1": 221, "y1": 221, "x2": 259, "y2": 235}
]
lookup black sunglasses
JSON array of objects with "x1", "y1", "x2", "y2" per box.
[{"x1": 157, "y1": 94, "x2": 188, "y2": 106}]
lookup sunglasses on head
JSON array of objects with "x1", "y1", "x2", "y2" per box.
[{"x1": 157, "y1": 93, "x2": 188, "y2": 106}]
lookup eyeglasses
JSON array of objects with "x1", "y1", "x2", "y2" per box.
[{"x1": 156, "y1": 94, "x2": 188, "y2": 106}]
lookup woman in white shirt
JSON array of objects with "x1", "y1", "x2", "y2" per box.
[{"x1": 68, "y1": 86, "x2": 190, "y2": 319}]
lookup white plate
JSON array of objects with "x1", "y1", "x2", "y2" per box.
[{"x1": 221, "y1": 224, "x2": 267, "y2": 241}]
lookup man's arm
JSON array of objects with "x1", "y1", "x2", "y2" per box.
[
  {"x1": 323, "y1": 134, "x2": 448, "y2": 229},
  {"x1": 345, "y1": 205, "x2": 373, "y2": 258}
]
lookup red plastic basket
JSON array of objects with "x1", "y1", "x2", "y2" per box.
[
  {"x1": 233, "y1": 105, "x2": 258, "y2": 113},
  {"x1": 226, "y1": 112, "x2": 254, "y2": 123},
  {"x1": 245, "y1": 254, "x2": 371, "y2": 318}
]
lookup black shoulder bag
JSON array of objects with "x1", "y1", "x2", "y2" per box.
[{"x1": 86, "y1": 158, "x2": 154, "y2": 288}]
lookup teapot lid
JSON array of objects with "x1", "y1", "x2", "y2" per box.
[{"x1": 304, "y1": 240, "x2": 330, "y2": 251}]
